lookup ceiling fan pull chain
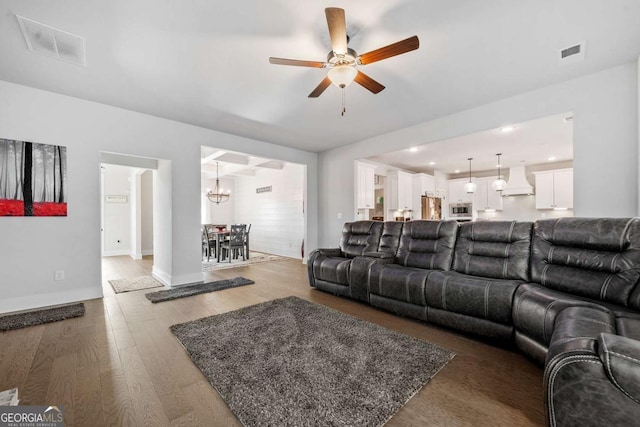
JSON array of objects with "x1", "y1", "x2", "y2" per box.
[{"x1": 341, "y1": 88, "x2": 346, "y2": 116}]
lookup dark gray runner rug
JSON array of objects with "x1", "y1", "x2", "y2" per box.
[
  {"x1": 170, "y1": 296, "x2": 455, "y2": 426},
  {"x1": 145, "y1": 277, "x2": 254, "y2": 303},
  {"x1": 0, "y1": 303, "x2": 85, "y2": 331}
]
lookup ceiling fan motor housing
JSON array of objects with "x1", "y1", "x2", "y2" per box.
[{"x1": 327, "y1": 48, "x2": 357, "y2": 67}]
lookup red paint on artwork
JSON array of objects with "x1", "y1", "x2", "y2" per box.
[{"x1": 0, "y1": 199, "x2": 67, "y2": 216}]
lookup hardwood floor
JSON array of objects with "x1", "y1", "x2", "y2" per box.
[{"x1": 0, "y1": 256, "x2": 544, "y2": 426}]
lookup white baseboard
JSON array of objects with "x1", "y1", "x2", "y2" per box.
[
  {"x1": 171, "y1": 272, "x2": 205, "y2": 287},
  {"x1": 142, "y1": 249, "x2": 153, "y2": 256},
  {"x1": 152, "y1": 266, "x2": 172, "y2": 286},
  {"x1": 129, "y1": 252, "x2": 143, "y2": 260},
  {"x1": 0, "y1": 286, "x2": 103, "y2": 315},
  {"x1": 102, "y1": 249, "x2": 130, "y2": 257}
]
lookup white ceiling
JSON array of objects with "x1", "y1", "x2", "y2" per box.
[
  {"x1": 367, "y1": 112, "x2": 574, "y2": 175},
  {"x1": 1, "y1": 1, "x2": 639, "y2": 153}
]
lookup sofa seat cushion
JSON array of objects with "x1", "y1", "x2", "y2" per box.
[
  {"x1": 312, "y1": 256, "x2": 351, "y2": 286},
  {"x1": 368, "y1": 263, "x2": 434, "y2": 306},
  {"x1": 424, "y1": 271, "x2": 522, "y2": 326}
]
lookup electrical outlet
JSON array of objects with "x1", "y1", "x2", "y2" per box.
[
  {"x1": 337, "y1": 212, "x2": 342, "y2": 219},
  {"x1": 54, "y1": 270, "x2": 65, "y2": 281}
]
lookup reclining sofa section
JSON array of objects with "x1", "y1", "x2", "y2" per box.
[{"x1": 308, "y1": 218, "x2": 640, "y2": 426}]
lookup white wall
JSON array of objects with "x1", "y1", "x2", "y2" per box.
[
  {"x1": 319, "y1": 62, "x2": 639, "y2": 247},
  {"x1": 141, "y1": 170, "x2": 153, "y2": 255},
  {"x1": 234, "y1": 164, "x2": 305, "y2": 258},
  {"x1": 102, "y1": 165, "x2": 131, "y2": 256},
  {"x1": 0, "y1": 80, "x2": 318, "y2": 314}
]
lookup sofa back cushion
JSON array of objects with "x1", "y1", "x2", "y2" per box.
[
  {"x1": 531, "y1": 217, "x2": 640, "y2": 309},
  {"x1": 395, "y1": 220, "x2": 458, "y2": 270},
  {"x1": 339, "y1": 221, "x2": 383, "y2": 258},
  {"x1": 453, "y1": 221, "x2": 532, "y2": 281},
  {"x1": 377, "y1": 221, "x2": 404, "y2": 255}
]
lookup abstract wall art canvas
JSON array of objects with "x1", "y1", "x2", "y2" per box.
[{"x1": 0, "y1": 138, "x2": 67, "y2": 216}]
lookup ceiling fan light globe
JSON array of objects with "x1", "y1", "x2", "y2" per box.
[{"x1": 328, "y1": 65, "x2": 357, "y2": 88}]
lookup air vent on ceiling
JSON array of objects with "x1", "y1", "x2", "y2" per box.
[
  {"x1": 558, "y1": 41, "x2": 585, "y2": 66},
  {"x1": 16, "y1": 15, "x2": 86, "y2": 66}
]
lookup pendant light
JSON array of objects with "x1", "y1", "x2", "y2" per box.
[
  {"x1": 492, "y1": 153, "x2": 507, "y2": 191},
  {"x1": 464, "y1": 157, "x2": 477, "y2": 193},
  {"x1": 207, "y1": 162, "x2": 231, "y2": 204}
]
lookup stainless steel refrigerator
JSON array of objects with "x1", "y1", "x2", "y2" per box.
[{"x1": 421, "y1": 196, "x2": 442, "y2": 220}]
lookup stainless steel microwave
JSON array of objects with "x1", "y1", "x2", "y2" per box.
[{"x1": 450, "y1": 203, "x2": 472, "y2": 217}]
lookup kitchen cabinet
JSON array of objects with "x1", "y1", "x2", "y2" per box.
[
  {"x1": 533, "y1": 169, "x2": 573, "y2": 209},
  {"x1": 475, "y1": 178, "x2": 503, "y2": 211},
  {"x1": 388, "y1": 170, "x2": 413, "y2": 211},
  {"x1": 356, "y1": 162, "x2": 375, "y2": 209},
  {"x1": 447, "y1": 179, "x2": 475, "y2": 204}
]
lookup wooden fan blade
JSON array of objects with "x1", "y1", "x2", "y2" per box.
[
  {"x1": 358, "y1": 35, "x2": 420, "y2": 65},
  {"x1": 354, "y1": 71, "x2": 385, "y2": 94},
  {"x1": 269, "y1": 57, "x2": 325, "y2": 68},
  {"x1": 325, "y1": 8, "x2": 348, "y2": 54},
  {"x1": 308, "y1": 77, "x2": 332, "y2": 98}
]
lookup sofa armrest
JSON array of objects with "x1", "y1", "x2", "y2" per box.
[
  {"x1": 362, "y1": 251, "x2": 394, "y2": 260},
  {"x1": 598, "y1": 333, "x2": 640, "y2": 403},
  {"x1": 546, "y1": 306, "x2": 615, "y2": 364},
  {"x1": 314, "y1": 248, "x2": 343, "y2": 257},
  {"x1": 307, "y1": 248, "x2": 342, "y2": 288}
]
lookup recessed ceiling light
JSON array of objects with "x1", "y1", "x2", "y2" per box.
[
  {"x1": 548, "y1": 156, "x2": 557, "y2": 161},
  {"x1": 429, "y1": 161, "x2": 436, "y2": 166},
  {"x1": 409, "y1": 147, "x2": 418, "y2": 152},
  {"x1": 454, "y1": 169, "x2": 460, "y2": 173},
  {"x1": 500, "y1": 126, "x2": 514, "y2": 133}
]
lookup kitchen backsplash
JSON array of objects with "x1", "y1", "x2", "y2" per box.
[{"x1": 475, "y1": 194, "x2": 572, "y2": 221}]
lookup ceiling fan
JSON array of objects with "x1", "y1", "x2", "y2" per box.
[{"x1": 269, "y1": 7, "x2": 419, "y2": 99}]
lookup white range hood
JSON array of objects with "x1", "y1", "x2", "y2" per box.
[{"x1": 501, "y1": 165, "x2": 534, "y2": 196}]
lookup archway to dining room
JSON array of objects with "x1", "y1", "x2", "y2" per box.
[{"x1": 200, "y1": 146, "x2": 306, "y2": 273}]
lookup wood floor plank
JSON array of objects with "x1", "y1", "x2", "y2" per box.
[
  {"x1": 74, "y1": 366, "x2": 106, "y2": 427},
  {"x1": 119, "y1": 346, "x2": 171, "y2": 427},
  {"x1": 0, "y1": 325, "x2": 44, "y2": 392},
  {"x1": 99, "y1": 368, "x2": 138, "y2": 427},
  {"x1": 45, "y1": 353, "x2": 77, "y2": 426}
]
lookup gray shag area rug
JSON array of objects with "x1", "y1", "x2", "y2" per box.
[
  {"x1": 109, "y1": 275, "x2": 164, "y2": 294},
  {"x1": 170, "y1": 296, "x2": 455, "y2": 426},
  {"x1": 145, "y1": 277, "x2": 255, "y2": 303},
  {"x1": 0, "y1": 303, "x2": 85, "y2": 331}
]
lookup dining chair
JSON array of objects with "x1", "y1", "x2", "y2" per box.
[
  {"x1": 243, "y1": 224, "x2": 251, "y2": 259},
  {"x1": 220, "y1": 225, "x2": 246, "y2": 262},
  {"x1": 202, "y1": 225, "x2": 216, "y2": 261}
]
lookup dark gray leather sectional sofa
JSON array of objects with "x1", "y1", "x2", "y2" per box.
[{"x1": 308, "y1": 218, "x2": 640, "y2": 426}]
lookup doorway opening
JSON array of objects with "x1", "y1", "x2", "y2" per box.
[{"x1": 99, "y1": 152, "x2": 167, "y2": 293}]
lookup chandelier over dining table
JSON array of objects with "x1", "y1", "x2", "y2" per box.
[{"x1": 207, "y1": 162, "x2": 230, "y2": 204}]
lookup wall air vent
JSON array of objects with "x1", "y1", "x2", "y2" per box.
[
  {"x1": 558, "y1": 41, "x2": 585, "y2": 66},
  {"x1": 16, "y1": 15, "x2": 86, "y2": 66}
]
